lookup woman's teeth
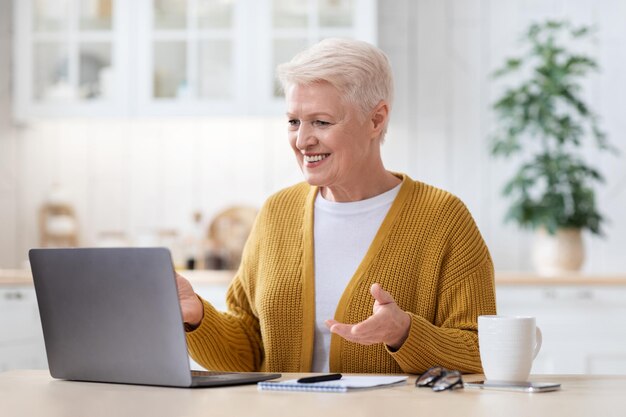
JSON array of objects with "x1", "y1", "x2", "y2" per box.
[{"x1": 304, "y1": 154, "x2": 329, "y2": 163}]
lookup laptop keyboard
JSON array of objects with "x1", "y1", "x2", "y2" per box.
[
  {"x1": 191, "y1": 370, "x2": 235, "y2": 378},
  {"x1": 189, "y1": 369, "x2": 281, "y2": 387}
]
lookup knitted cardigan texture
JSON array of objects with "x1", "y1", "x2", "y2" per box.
[{"x1": 186, "y1": 173, "x2": 496, "y2": 374}]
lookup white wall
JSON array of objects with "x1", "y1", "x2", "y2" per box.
[
  {"x1": 378, "y1": 0, "x2": 626, "y2": 273},
  {"x1": 0, "y1": 0, "x2": 18, "y2": 268},
  {"x1": 9, "y1": 118, "x2": 302, "y2": 267},
  {"x1": 0, "y1": 0, "x2": 624, "y2": 273}
]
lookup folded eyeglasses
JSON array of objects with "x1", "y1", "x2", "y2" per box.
[{"x1": 415, "y1": 366, "x2": 464, "y2": 392}]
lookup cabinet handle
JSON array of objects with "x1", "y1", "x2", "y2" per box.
[
  {"x1": 541, "y1": 289, "x2": 595, "y2": 301},
  {"x1": 543, "y1": 289, "x2": 557, "y2": 300},
  {"x1": 3, "y1": 291, "x2": 24, "y2": 300}
]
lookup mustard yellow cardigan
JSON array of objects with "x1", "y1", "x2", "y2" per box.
[{"x1": 186, "y1": 173, "x2": 496, "y2": 374}]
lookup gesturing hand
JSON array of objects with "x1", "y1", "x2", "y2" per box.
[{"x1": 326, "y1": 283, "x2": 411, "y2": 350}]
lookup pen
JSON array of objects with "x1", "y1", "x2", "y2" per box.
[{"x1": 297, "y1": 373, "x2": 343, "y2": 384}]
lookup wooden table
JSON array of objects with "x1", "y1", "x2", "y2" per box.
[{"x1": 0, "y1": 371, "x2": 624, "y2": 417}]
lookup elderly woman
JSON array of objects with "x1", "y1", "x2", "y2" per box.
[{"x1": 176, "y1": 38, "x2": 496, "y2": 374}]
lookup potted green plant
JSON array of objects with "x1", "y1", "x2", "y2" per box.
[{"x1": 490, "y1": 20, "x2": 617, "y2": 274}]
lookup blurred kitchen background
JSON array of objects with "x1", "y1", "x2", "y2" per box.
[
  {"x1": 0, "y1": 0, "x2": 626, "y2": 272},
  {"x1": 1, "y1": 0, "x2": 625, "y2": 373},
  {"x1": 1, "y1": 0, "x2": 625, "y2": 273}
]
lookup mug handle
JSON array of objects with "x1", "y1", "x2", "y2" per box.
[{"x1": 533, "y1": 326, "x2": 543, "y2": 359}]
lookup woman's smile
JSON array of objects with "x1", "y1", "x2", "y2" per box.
[{"x1": 303, "y1": 153, "x2": 331, "y2": 167}]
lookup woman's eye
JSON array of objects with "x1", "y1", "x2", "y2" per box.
[
  {"x1": 288, "y1": 119, "x2": 300, "y2": 128},
  {"x1": 314, "y1": 120, "x2": 330, "y2": 126}
]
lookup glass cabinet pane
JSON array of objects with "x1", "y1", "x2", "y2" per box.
[
  {"x1": 33, "y1": 43, "x2": 71, "y2": 100},
  {"x1": 79, "y1": 0, "x2": 113, "y2": 31},
  {"x1": 273, "y1": 38, "x2": 307, "y2": 97},
  {"x1": 199, "y1": 40, "x2": 232, "y2": 98},
  {"x1": 153, "y1": 41, "x2": 187, "y2": 98},
  {"x1": 154, "y1": 0, "x2": 188, "y2": 29},
  {"x1": 319, "y1": 0, "x2": 354, "y2": 27},
  {"x1": 198, "y1": 0, "x2": 233, "y2": 29},
  {"x1": 33, "y1": 0, "x2": 70, "y2": 32},
  {"x1": 79, "y1": 43, "x2": 113, "y2": 99},
  {"x1": 272, "y1": 0, "x2": 307, "y2": 28},
  {"x1": 17, "y1": 0, "x2": 375, "y2": 117}
]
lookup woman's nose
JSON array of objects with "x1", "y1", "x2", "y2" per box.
[{"x1": 295, "y1": 124, "x2": 317, "y2": 150}]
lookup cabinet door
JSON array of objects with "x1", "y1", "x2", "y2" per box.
[
  {"x1": 0, "y1": 343, "x2": 48, "y2": 372},
  {"x1": 14, "y1": 0, "x2": 129, "y2": 120},
  {"x1": 496, "y1": 285, "x2": 626, "y2": 375},
  {"x1": 14, "y1": 0, "x2": 377, "y2": 118},
  {"x1": 136, "y1": 0, "x2": 245, "y2": 116},
  {"x1": 135, "y1": 0, "x2": 377, "y2": 116},
  {"x1": 268, "y1": 0, "x2": 377, "y2": 90},
  {"x1": 0, "y1": 287, "x2": 48, "y2": 371},
  {"x1": 194, "y1": 283, "x2": 229, "y2": 311}
]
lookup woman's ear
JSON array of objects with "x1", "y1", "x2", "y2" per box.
[{"x1": 370, "y1": 100, "x2": 389, "y2": 136}]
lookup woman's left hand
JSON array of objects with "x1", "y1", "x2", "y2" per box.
[{"x1": 326, "y1": 283, "x2": 411, "y2": 350}]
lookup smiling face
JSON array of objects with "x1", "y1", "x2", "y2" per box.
[{"x1": 286, "y1": 82, "x2": 387, "y2": 201}]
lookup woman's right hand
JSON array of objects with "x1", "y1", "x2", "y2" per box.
[{"x1": 175, "y1": 272, "x2": 204, "y2": 328}]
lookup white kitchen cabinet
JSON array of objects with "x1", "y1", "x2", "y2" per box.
[
  {"x1": 496, "y1": 285, "x2": 626, "y2": 375},
  {"x1": 193, "y1": 282, "x2": 229, "y2": 312},
  {"x1": 0, "y1": 268, "x2": 231, "y2": 372},
  {"x1": 13, "y1": 0, "x2": 130, "y2": 119},
  {"x1": 0, "y1": 286, "x2": 47, "y2": 372},
  {"x1": 14, "y1": 0, "x2": 376, "y2": 120},
  {"x1": 0, "y1": 282, "x2": 228, "y2": 373}
]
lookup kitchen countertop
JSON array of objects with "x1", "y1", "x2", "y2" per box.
[
  {"x1": 0, "y1": 269, "x2": 33, "y2": 286},
  {"x1": 0, "y1": 268, "x2": 236, "y2": 286},
  {"x1": 495, "y1": 271, "x2": 626, "y2": 286},
  {"x1": 2, "y1": 268, "x2": 626, "y2": 287}
]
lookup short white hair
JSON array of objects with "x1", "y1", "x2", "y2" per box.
[{"x1": 276, "y1": 38, "x2": 394, "y2": 136}]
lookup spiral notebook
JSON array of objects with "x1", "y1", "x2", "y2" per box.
[{"x1": 258, "y1": 375, "x2": 407, "y2": 393}]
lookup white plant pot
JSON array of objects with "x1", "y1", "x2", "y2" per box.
[{"x1": 531, "y1": 228, "x2": 584, "y2": 275}]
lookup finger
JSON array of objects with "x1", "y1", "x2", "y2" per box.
[
  {"x1": 370, "y1": 283, "x2": 395, "y2": 305},
  {"x1": 327, "y1": 318, "x2": 375, "y2": 335},
  {"x1": 175, "y1": 273, "x2": 186, "y2": 293},
  {"x1": 328, "y1": 316, "x2": 385, "y2": 345},
  {"x1": 175, "y1": 273, "x2": 194, "y2": 296},
  {"x1": 175, "y1": 272, "x2": 188, "y2": 288},
  {"x1": 327, "y1": 322, "x2": 358, "y2": 340}
]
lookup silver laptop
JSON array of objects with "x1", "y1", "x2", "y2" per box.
[{"x1": 29, "y1": 247, "x2": 280, "y2": 388}]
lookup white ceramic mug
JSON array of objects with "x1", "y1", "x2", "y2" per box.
[{"x1": 478, "y1": 315, "x2": 542, "y2": 382}]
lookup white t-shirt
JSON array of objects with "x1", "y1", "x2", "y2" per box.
[{"x1": 311, "y1": 184, "x2": 401, "y2": 372}]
